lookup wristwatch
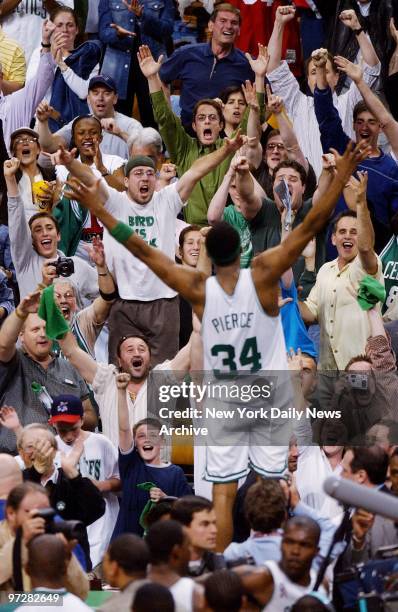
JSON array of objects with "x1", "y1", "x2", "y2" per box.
[{"x1": 354, "y1": 27, "x2": 364, "y2": 36}]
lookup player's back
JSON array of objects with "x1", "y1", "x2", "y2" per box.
[{"x1": 202, "y1": 269, "x2": 288, "y2": 374}]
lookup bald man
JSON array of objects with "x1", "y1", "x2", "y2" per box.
[
  {"x1": 21, "y1": 534, "x2": 92, "y2": 611},
  {"x1": 0, "y1": 453, "x2": 22, "y2": 520}
]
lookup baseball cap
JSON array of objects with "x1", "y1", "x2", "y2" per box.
[
  {"x1": 49, "y1": 394, "x2": 84, "y2": 424},
  {"x1": 88, "y1": 75, "x2": 117, "y2": 93},
  {"x1": 10, "y1": 127, "x2": 39, "y2": 151}
]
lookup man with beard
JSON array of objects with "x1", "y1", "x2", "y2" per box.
[
  {"x1": 58, "y1": 331, "x2": 192, "y2": 448},
  {"x1": 235, "y1": 516, "x2": 328, "y2": 608}
]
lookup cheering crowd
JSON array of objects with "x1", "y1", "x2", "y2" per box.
[{"x1": 1, "y1": 0, "x2": 398, "y2": 610}]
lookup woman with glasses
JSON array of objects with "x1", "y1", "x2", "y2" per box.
[{"x1": 26, "y1": 6, "x2": 102, "y2": 132}]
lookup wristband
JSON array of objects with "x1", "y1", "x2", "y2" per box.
[
  {"x1": 41, "y1": 42, "x2": 51, "y2": 48},
  {"x1": 110, "y1": 222, "x2": 133, "y2": 243},
  {"x1": 99, "y1": 288, "x2": 119, "y2": 301},
  {"x1": 354, "y1": 28, "x2": 363, "y2": 36},
  {"x1": 98, "y1": 272, "x2": 109, "y2": 276}
]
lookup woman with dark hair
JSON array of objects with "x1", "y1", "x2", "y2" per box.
[
  {"x1": 27, "y1": 6, "x2": 102, "y2": 132},
  {"x1": 218, "y1": 85, "x2": 248, "y2": 138}
]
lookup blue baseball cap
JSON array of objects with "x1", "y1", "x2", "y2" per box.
[
  {"x1": 88, "y1": 75, "x2": 117, "y2": 93},
  {"x1": 49, "y1": 394, "x2": 83, "y2": 424}
]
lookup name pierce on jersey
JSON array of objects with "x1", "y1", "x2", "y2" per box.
[{"x1": 211, "y1": 311, "x2": 254, "y2": 333}]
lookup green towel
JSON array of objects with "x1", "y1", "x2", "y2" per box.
[
  {"x1": 38, "y1": 285, "x2": 70, "y2": 340},
  {"x1": 357, "y1": 276, "x2": 386, "y2": 311},
  {"x1": 137, "y1": 481, "x2": 157, "y2": 532}
]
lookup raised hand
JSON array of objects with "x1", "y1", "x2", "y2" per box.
[
  {"x1": 137, "y1": 45, "x2": 164, "y2": 78},
  {"x1": 51, "y1": 31, "x2": 69, "y2": 58},
  {"x1": 42, "y1": 18, "x2": 56, "y2": 45},
  {"x1": 224, "y1": 129, "x2": 244, "y2": 154},
  {"x1": 0, "y1": 405, "x2": 21, "y2": 431},
  {"x1": 64, "y1": 177, "x2": 105, "y2": 215},
  {"x1": 3, "y1": 157, "x2": 20, "y2": 177},
  {"x1": 36, "y1": 100, "x2": 56, "y2": 123},
  {"x1": 339, "y1": 9, "x2": 361, "y2": 31},
  {"x1": 123, "y1": 0, "x2": 143, "y2": 17},
  {"x1": 266, "y1": 84, "x2": 283, "y2": 114},
  {"x1": 33, "y1": 438, "x2": 55, "y2": 474},
  {"x1": 275, "y1": 5, "x2": 296, "y2": 25},
  {"x1": 330, "y1": 140, "x2": 371, "y2": 184},
  {"x1": 311, "y1": 48, "x2": 328, "y2": 68},
  {"x1": 321, "y1": 152, "x2": 336, "y2": 173},
  {"x1": 85, "y1": 235, "x2": 106, "y2": 267},
  {"x1": 241, "y1": 80, "x2": 258, "y2": 110},
  {"x1": 115, "y1": 372, "x2": 131, "y2": 389},
  {"x1": 343, "y1": 171, "x2": 368, "y2": 210},
  {"x1": 100, "y1": 117, "x2": 122, "y2": 136},
  {"x1": 149, "y1": 487, "x2": 166, "y2": 501},
  {"x1": 17, "y1": 290, "x2": 42, "y2": 316},
  {"x1": 231, "y1": 154, "x2": 250, "y2": 174},
  {"x1": 287, "y1": 347, "x2": 303, "y2": 372},
  {"x1": 42, "y1": 145, "x2": 77, "y2": 167},
  {"x1": 158, "y1": 162, "x2": 176, "y2": 183},
  {"x1": 334, "y1": 55, "x2": 363, "y2": 84},
  {"x1": 301, "y1": 237, "x2": 316, "y2": 260},
  {"x1": 245, "y1": 43, "x2": 270, "y2": 77}
]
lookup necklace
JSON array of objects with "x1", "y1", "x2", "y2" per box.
[{"x1": 128, "y1": 389, "x2": 137, "y2": 402}]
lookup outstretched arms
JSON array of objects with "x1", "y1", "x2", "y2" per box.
[{"x1": 64, "y1": 178, "x2": 207, "y2": 319}]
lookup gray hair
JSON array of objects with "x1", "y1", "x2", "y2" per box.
[{"x1": 127, "y1": 127, "x2": 163, "y2": 155}]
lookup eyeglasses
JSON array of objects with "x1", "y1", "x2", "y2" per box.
[
  {"x1": 131, "y1": 169, "x2": 156, "y2": 178},
  {"x1": 15, "y1": 137, "x2": 38, "y2": 145},
  {"x1": 195, "y1": 114, "x2": 220, "y2": 123},
  {"x1": 266, "y1": 143, "x2": 285, "y2": 151}
]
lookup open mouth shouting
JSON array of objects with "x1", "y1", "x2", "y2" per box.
[
  {"x1": 80, "y1": 139, "x2": 95, "y2": 153},
  {"x1": 341, "y1": 240, "x2": 354, "y2": 253},
  {"x1": 202, "y1": 127, "x2": 214, "y2": 143},
  {"x1": 40, "y1": 238, "x2": 54, "y2": 253}
]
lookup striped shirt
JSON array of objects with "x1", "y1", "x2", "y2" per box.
[{"x1": 0, "y1": 27, "x2": 25, "y2": 84}]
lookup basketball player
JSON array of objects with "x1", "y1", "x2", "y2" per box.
[{"x1": 63, "y1": 140, "x2": 369, "y2": 550}]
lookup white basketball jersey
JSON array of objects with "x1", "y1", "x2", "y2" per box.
[
  {"x1": 263, "y1": 560, "x2": 327, "y2": 611},
  {"x1": 202, "y1": 270, "x2": 288, "y2": 374}
]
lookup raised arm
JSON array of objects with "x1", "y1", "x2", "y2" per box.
[
  {"x1": 339, "y1": 9, "x2": 380, "y2": 68},
  {"x1": 64, "y1": 178, "x2": 207, "y2": 319},
  {"x1": 207, "y1": 164, "x2": 234, "y2": 224},
  {"x1": 335, "y1": 55, "x2": 398, "y2": 158},
  {"x1": 115, "y1": 372, "x2": 133, "y2": 452},
  {"x1": 266, "y1": 85, "x2": 308, "y2": 172},
  {"x1": 256, "y1": 141, "x2": 371, "y2": 284},
  {"x1": 83, "y1": 237, "x2": 117, "y2": 325},
  {"x1": 0, "y1": 292, "x2": 41, "y2": 363},
  {"x1": 353, "y1": 172, "x2": 378, "y2": 274},
  {"x1": 36, "y1": 101, "x2": 68, "y2": 153},
  {"x1": 312, "y1": 153, "x2": 337, "y2": 207},
  {"x1": 267, "y1": 5, "x2": 296, "y2": 74},
  {"x1": 176, "y1": 131, "x2": 244, "y2": 202},
  {"x1": 234, "y1": 156, "x2": 262, "y2": 220},
  {"x1": 57, "y1": 331, "x2": 98, "y2": 385}
]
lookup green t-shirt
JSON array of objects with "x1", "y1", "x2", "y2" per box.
[
  {"x1": 380, "y1": 234, "x2": 398, "y2": 313},
  {"x1": 223, "y1": 205, "x2": 253, "y2": 268}
]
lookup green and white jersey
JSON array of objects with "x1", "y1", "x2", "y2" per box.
[
  {"x1": 201, "y1": 269, "x2": 288, "y2": 375},
  {"x1": 380, "y1": 234, "x2": 398, "y2": 315}
]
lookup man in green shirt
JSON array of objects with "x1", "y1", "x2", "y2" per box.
[{"x1": 137, "y1": 44, "x2": 267, "y2": 226}]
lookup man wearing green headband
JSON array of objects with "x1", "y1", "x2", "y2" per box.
[
  {"x1": 50, "y1": 133, "x2": 244, "y2": 366},
  {"x1": 64, "y1": 140, "x2": 369, "y2": 552}
]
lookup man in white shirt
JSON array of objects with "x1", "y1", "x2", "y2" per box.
[
  {"x1": 53, "y1": 131, "x2": 244, "y2": 364},
  {"x1": 36, "y1": 75, "x2": 142, "y2": 159}
]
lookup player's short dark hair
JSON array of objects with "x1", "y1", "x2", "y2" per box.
[
  {"x1": 347, "y1": 445, "x2": 389, "y2": 485},
  {"x1": 205, "y1": 221, "x2": 241, "y2": 266},
  {"x1": 171, "y1": 495, "x2": 213, "y2": 526},
  {"x1": 132, "y1": 418, "x2": 162, "y2": 438},
  {"x1": 179, "y1": 224, "x2": 201, "y2": 250},
  {"x1": 28, "y1": 212, "x2": 60, "y2": 233},
  {"x1": 218, "y1": 85, "x2": 246, "y2": 105},
  {"x1": 272, "y1": 160, "x2": 307, "y2": 186},
  {"x1": 145, "y1": 499, "x2": 176, "y2": 528},
  {"x1": 204, "y1": 570, "x2": 244, "y2": 612},
  {"x1": 133, "y1": 583, "x2": 175, "y2": 612},
  {"x1": 145, "y1": 520, "x2": 185, "y2": 564},
  {"x1": 284, "y1": 515, "x2": 321, "y2": 546},
  {"x1": 244, "y1": 480, "x2": 286, "y2": 532},
  {"x1": 332, "y1": 209, "x2": 357, "y2": 233},
  {"x1": 192, "y1": 99, "x2": 223, "y2": 124},
  {"x1": 116, "y1": 334, "x2": 151, "y2": 358},
  {"x1": 209, "y1": 3, "x2": 241, "y2": 24},
  {"x1": 107, "y1": 534, "x2": 149, "y2": 574}
]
